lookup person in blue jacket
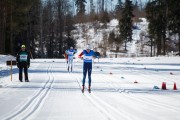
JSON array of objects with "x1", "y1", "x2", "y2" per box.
[
  {"x1": 78, "y1": 44, "x2": 96, "y2": 93},
  {"x1": 65, "y1": 46, "x2": 77, "y2": 72}
]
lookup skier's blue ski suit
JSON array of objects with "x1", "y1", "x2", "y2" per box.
[{"x1": 79, "y1": 49, "x2": 95, "y2": 87}]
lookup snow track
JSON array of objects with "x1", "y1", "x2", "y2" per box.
[
  {"x1": 4, "y1": 64, "x2": 55, "y2": 120},
  {"x1": 1, "y1": 59, "x2": 180, "y2": 120},
  {"x1": 72, "y1": 73, "x2": 137, "y2": 120}
]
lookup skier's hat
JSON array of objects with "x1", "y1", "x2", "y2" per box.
[
  {"x1": 86, "y1": 44, "x2": 91, "y2": 50},
  {"x1": 21, "y1": 45, "x2": 26, "y2": 48}
]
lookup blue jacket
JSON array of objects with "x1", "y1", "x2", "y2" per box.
[
  {"x1": 66, "y1": 49, "x2": 76, "y2": 57},
  {"x1": 79, "y1": 50, "x2": 95, "y2": 63}
]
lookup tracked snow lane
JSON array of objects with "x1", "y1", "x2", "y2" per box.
[{"x1": 0, "y1": 59, "x2": 180, "y2": 120}]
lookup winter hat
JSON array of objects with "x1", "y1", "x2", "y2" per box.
[
  {"x1": 86, "y1": 44, "x2": 91, "y2": 50},
  {"x1": 21, "y1": 45, "x2": 26, "y2": 48}
]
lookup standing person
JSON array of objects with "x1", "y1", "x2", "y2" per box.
[
  {"x1": 65, "y1": 46, "x2": 77, "y2": 72},
  {"x1": 78, "y1": 44, "x2": 95, "y2": 93},
  {"x1": 16, "y1": 45, "x2": 30, "y2": 82}
]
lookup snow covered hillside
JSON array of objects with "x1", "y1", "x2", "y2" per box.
[
  {"x1": 73, "y1": 18, "x2": 151, "y2": 58},
  {"x1": 0, "y1": 56, "x2": 180, "y2": 120}
]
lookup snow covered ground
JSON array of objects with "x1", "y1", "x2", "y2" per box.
[{"x1": 0, "y1": 56, "x2": 180, "y2": 120}]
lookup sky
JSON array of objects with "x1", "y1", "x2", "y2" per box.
[{"x1": 71, "y1": 0, "x2": 148, "y2": 14}]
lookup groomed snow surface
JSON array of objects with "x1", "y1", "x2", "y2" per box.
[{"x1": 0, "y1": 57, "x2": 180, "y2": 120}]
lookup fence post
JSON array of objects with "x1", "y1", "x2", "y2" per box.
[
  {"x1": 6, "y1": 60, "x2": 16, "y2": 81},
  {"x1": 10, "y1": 60, "x2": 12, "y2": 81}
]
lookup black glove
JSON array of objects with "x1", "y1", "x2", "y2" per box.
[
  {"x1": 28, "y1": 63, "x2": 30, "y2": 68},
  {"x1": 16, "y1": 62, "x2": 19, "y2": 68}
]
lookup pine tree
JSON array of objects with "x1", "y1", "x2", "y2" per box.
[
  {"x1": 100, "y1": 10, "x2": 110, "y2": 26},
  {"x1": 0, "y1": 0, "x2": 40, "y2": 55},
  {"x1": 75, "y1": 0, "x2": 87, "y2": 22},
  {"x1": 108, "y1": 31, "x2": 116, "y2": 45},
  {"x1": 145, "y1": 0, "x2": 179, "y2": 56},
  {"x1": 115, "y1": 0, "x2": 123, "y2": 19},
  {"x1": 167, "y1": 0, "x2": 180, "y2": 55},
  {"x1": 119, "y1": 0, "x2": 134, "y2": 51}
]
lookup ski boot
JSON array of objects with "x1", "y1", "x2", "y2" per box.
[
  {"x1": 68, "y1": 66, "x2": 69, "y2": 72},
  {"x1": 82, "y1": 86, "x2": 85, "y2": 93},
  {"x1": 25, "y1": 80, "x2": 29, "y2": 82},
  {"x1": 88, "y1": 86, "x2": 91, "y2": 93}
]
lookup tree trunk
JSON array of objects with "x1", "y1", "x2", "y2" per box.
[
  {"x1": 115, "y1": 46, "x2": 119, "y2": 58},
  {"x1": 40, "y1": 2, "x2": 44, "y2": 58},
  {"x1": 150, "y1": 37, "x2": 153, "y2": 57},
  {"x1": 162, "y1": 29, "x2": 166, "y2": 56},
  {"x1": 157, "y1": 35, "x2": 161, "y2": 56},
  {"x1": 124, "y1": 40, "x2": 127, "y2": 51},
  {"x1": 101, "y1": 0, "x2": 104, "y2": 12},
  {"x1": 10, "y1": 4, "x2": 13, "y2": 55},
  {"x1": 0, "y1": 6, "x2": 6, "y2": 54},
  {"x1": 58, "y1": 0, "x2": 63, "y2": 58}
]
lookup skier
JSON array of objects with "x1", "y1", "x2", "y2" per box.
[
  {"x1": 16, "y1": 45, "x2": 30, "y2": 82},
  {"x1": 65, "y1": 46, "x2": 77, "y2": 72},
  {"x1": 78, "y1": 44, "x2": 96, "y2": 93}
]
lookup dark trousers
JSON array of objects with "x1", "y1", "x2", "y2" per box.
[
  {"x1": 82, "y1": 62, "x2": 92, "y2": 86},
  {"x1": 19, "y1": 62, "x2": 28, "y2": 81}
]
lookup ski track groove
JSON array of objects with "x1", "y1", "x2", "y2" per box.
[
  {"x1": 93, "y1": 74, "x2": 141, "y2": 120},
  {"x1": 122, "y1": 73, "x2": 180, "y2": 112},
  {"x1": 96, "y1": 62, "x2": 178, "y2": 83},
  {"x1": 71, "y1": 73, "x2": 117, "y2": 120},
  {"x1": 73, "y1": 63, "x2": 180, "y2": 119},
  {"x1": 2, "y1": 61, "x2": 179, "y2": 119},
  {"x1": 128, "y1": 93, "x2": 180, "y2": 112},
  {"x1": 4, "y1": 64, "x2": 55, "y2": 120},
  {"x1": 71, "y1": 73, "x2": 135, "y2": 120},
  {"x1": 112, "y1": 67, "x2": 180, "y2": 92},
  {"x1": 98, "y1": 70, "x2": 180, "y2": 113},
  {"x1": 130, "y1": 69, "x2": 176, "y2": 83},
  {"x1": 117, "y1": 70, "x2": 180, "y2": 112},
  {"x1": 119, "y1": 64, "x2": 179, "y2": 84}
]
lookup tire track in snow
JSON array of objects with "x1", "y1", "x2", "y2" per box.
[{"x1": 4, "y1": 63, "x2": 55, "y2": 120}]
